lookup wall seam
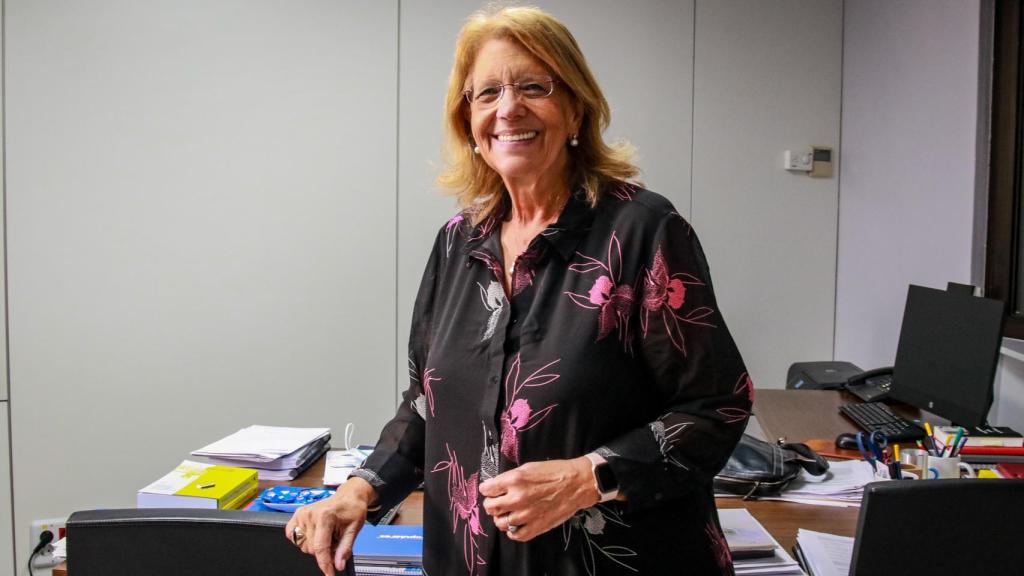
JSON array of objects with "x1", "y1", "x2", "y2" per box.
[
  {"x1": 832, "y1": 0, "x2": 846, "y2": 361},
  {"x1": 689, "y1": 0, "x2": 697, "y2": 221},
  {"x1": 2, "y1": 0, "x2": 17, "y2": 571},
  {"x1": 394, "y1": 0, "x2": 402, "y2": 408}
]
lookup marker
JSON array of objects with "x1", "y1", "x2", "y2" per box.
[
  {"x1": 953, "y1": 435, "x2": 969, "y2": 458},
  {"x1": 946, "y1": 427, "x2": 964, "y2": 458}
]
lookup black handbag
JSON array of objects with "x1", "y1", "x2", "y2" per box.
[{"x1": 713, "y1": 434, "x2": 830, "y2": 499}]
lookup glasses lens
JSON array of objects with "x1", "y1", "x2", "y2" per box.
[
  {"x1": 519, "y1": 80, "x2": 553, "y2": 99},
  {"x1": 474, "y1": 84, "x2": 503, "y2": 105}
]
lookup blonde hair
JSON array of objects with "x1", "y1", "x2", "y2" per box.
[{"x1": 437, "y1": 5, "x2": 639, "y2": 222}]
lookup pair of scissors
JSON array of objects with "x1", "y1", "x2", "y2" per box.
[{"x1": 855, "y1": 431, "x2": 888, "y2": 471}]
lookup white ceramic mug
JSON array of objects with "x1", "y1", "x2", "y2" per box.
[
  {"x1": 926, "y1": 455, "x2": 975, "y2": 479},
  {"x1": 899, "y1": 449, "x2": 974, "y2": 479}
]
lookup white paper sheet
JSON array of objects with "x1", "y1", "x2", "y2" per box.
[
  {"x1": 192, "y1": 425, "x2": 330, "y2": 462},
  {"x1": 796, "y1": 528, "x2": 854, "y2": 576}
]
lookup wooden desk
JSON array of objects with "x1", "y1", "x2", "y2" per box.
[
  {"x1": 57, "y1": 390, "x2": 881, "y2": 574},
  {"x1": 753, "y1": 388, "x2": 935, "y2": 442}
]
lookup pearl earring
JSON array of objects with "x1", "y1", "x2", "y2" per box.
[
  {"x1": 473, "y1": 145, "x2": 481, "y2": 155},
  {"x1": 569, "y1": 134, "x2": 579, "y2": 147}
]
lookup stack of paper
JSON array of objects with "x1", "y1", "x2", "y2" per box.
[
  {"x1": 353, "y1": 524, "x2": 423, "y2": 575},
  {"x1": 720, "y1": 509, "x2": 803, "y2": 575},
  {"x1": 778, "y1": 460, "x2": 878, "y2": 507},
  {"x1": 792, "y1": 529, "x2": 854, "y2": 576},
  {"x1": 191, "y1": 425, "x2": 331, "y2": 481}
]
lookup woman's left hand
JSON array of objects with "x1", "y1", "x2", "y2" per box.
[{"x1": 479, "y1": 456, "x2": 599, "y2": 541}]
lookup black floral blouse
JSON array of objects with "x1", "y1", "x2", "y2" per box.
[{"x1": 354, "y1": 183, "x2": 752, "y2": 575}]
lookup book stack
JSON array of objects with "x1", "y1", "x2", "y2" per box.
[
  {"x1": 931, "y1": 425, "x2": 1024, "y2": 464},
  {"x1": 352, "y1": 524, "x2": 423, "y2": 575},
  {"x1": 720, "y1": 509, "x2": 803, "y2": 575},
  {"x1": 137, "y1": 460, "x2": 258, "y2": 509},
  {"x1": 191, "y1": 425, "x2": 331, "y2": 481}
]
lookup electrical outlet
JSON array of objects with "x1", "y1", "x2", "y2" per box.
[{"x1": 30, "y1": 517, "x2": 67, "y2": 568}]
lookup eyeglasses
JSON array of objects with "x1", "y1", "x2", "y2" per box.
[{"x1": 463, "y1": 77, "x2": 558, "y2": 107}]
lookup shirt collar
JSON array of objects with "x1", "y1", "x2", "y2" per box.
[{"x1": 461, "y1": 187, "x2": 595, "y2": 262}]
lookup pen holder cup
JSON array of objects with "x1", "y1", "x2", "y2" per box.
[
  {"x1": 900, "y1": 449, "x2": 974, "y2": 479},
  {"x1": 897, "y1": 464, "x2": 922, "y2": 479},
  {"x1": 927, "y1": 455, "x2": 975, "y2": 479},
  {"x1": 899, "y1": 449, "x2": 929, "y2": 474}
]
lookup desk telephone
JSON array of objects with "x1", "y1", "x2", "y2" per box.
[{"x1": 844, "y1": 367, "x2": 894, "y2": 402}]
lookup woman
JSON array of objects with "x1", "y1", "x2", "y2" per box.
[{"x1": 287, "y1": 7, "x2": 752, "y2": 575}]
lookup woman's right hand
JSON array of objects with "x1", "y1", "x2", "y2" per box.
[{"x1": 285, "y1": 476, "x2": 376, "y2": 576}]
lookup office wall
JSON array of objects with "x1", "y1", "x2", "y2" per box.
[
  {"x1": 835, "y1": 0, "x2": 981, "y2": 368},
  {"x1": 2, "y1": 1, "x2": 842, "y2": 571},
  {"x1": 5, "y1": 1, "x2": 397, "y2": 572},
  {"x1": 693, "y1": 0, "x2": 842, "y2": 391},
  {"x1": 0, "y1": 412, "x2": 11, "y2": 576},
  {"x1": 1, "y1": 5, "x2": 14, "y2": 573}
]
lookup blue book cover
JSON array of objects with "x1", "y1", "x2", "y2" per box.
[{"x1": 353, "y1": 524, "x2": 423, "y2": 564}]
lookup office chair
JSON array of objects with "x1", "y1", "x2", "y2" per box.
[
  {"x1": 851, "y1": 479, "x2": 1024, "y2": 575},
  {"x1": 66, "y1": 508, "x2": 355, "y2": 575}
]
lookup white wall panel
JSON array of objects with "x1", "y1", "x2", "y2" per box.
[
  {"x1": 0, "y1": 406, "x2": 12, "y2": 576},
  {"x1": 6, "y1": 1, "x2": 397, "y2": 571},
  {"x1": 693, "y1": 0, "x2": 843, "y2": 388},
  {"x1": 397, "y1": 0, "x2": 694, "y2": 394},
  {"x1": 835, "y1": 0, "x2": 980, "y2": 369}
]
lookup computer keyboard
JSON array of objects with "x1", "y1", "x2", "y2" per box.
[{"x1": 839, "y1": 402, "x2": 925, "y2": 442}]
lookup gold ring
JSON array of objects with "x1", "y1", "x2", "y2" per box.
[{"x1": 292, "y1": 526, "x2": 305, "y2": 545}]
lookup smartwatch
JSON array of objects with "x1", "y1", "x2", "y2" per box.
[{"x1": 584, "y1": 452, "x2": 619, "y2": 502}]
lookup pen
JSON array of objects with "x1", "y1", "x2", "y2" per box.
[
  {"x1": 198, "y1": 483, "x2": 216, "y2": 489},
  {"x1": 948, "y1": 427, "x2": 965, "y2": 458},
  {"x1": 923, "y1": 422, "x2": 937, "y2": 456},
  {"x1": 953, "y1": 435, "x2": 969, "y2": 458}
]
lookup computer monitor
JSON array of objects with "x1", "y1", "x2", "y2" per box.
[{"x1": 889, "y1": 285, "x2": 1004, "y2": 427}]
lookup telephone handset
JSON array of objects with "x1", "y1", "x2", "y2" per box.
[{"x1": 845, "y1": 366, "x2": 894, "y2": 402}]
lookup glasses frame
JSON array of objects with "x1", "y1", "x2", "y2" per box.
[{"x1": 463, "y1": 77, "x2": 559, "y2": 107}]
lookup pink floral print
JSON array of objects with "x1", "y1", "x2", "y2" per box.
[
  {"x1": 717, "y1": 372, "x2": 753, "y2": 424},
  {"x1": 565, "y1": 231, "x2": 635, "y2": 351},
  {"x1": 639, "y1": 247, "x2": 715, "y2": 355},
  {"x1": 706, "y1": 522, "x2": 733, "y2": 571},
  {"x1": 500, "y1": 354, "x2": 559, "y2": 465},
  {"x1": 608, "y1": 182, "x2": 636, "y2": 202},
  {"x1": 421, "y1": 367, "x2": 441, "y2": 418},
  {"x1": 432, "y1": 444, "x2": 487, "y2": 574},
  {"x1": 510, "y1": 244, "x2": 542, "y2": 296},
  {"x1": 446, "y1": 213, "x2": 465, "y2": 256}
]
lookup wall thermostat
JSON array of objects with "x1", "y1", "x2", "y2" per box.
[{"x1": 810, "y1": 146, "x2": 833, "y2": 178}]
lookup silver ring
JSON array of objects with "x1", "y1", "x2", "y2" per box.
[
  {"x1": 504, "y1": 513, "x2": 519, "y2": 534},
  {"x1": 292, "y1": 526, "x2": 305, "y2": 545}
]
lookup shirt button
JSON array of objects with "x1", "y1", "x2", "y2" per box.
[
  {"x1": 465, "y1": 262, "x2": 472, "y2": 269},
  {"x1": 491, "y1": 375, "x2": 499, "y2": 384}
]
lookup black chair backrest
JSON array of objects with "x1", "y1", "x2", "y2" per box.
[
  {"x1": 851, "y1": 479, "x2": 1024, "y2": 575},
  {"x1": 67, "y1": 508, "x2": 354, "y2": 575}
]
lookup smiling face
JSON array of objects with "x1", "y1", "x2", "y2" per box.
[{"x1": 466, "y1": 38, "x2": 581, "y2": 191}]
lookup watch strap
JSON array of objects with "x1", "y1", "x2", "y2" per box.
[{"x1": 584, "y1": 452, "x2": 619, "y2": 502}]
